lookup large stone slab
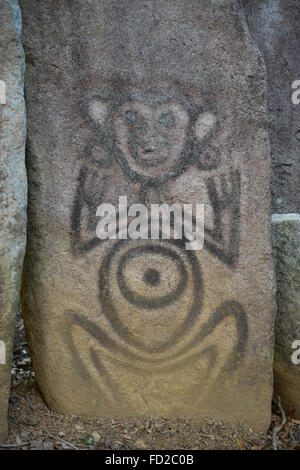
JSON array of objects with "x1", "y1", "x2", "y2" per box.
[
  {"x1": 20, "y1": 0, "x2": 276, "y2": 431},
  {"x1": 272, "y1": 215, "x2": 300, "y2": 417},
  {"x1": 244, "y1": 1, "x2": 300, "y2": 416},
  {"x1": 244, "y1": 0, "x2": 300, "y2": 214},
  {"x1": 0, "y1": 0, "x2": 26, "y2": 442}
]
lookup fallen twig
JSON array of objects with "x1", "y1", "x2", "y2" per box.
[
  {"x1": 14, "y1": 342, "x2": 27, "y2": 348},
  {"x1": 0, "y1": 442, "x2": 30, "y2": 448},
  {"x1": 13, "y1": 352, "x2": 28, "y2": 360},
  {"x1": 25, "y1": 397, "x2": 35, "y2": 411},
  {"x1": 45, "y1": 430, "x2": 79, "y2": 450},
  {"x1": 272, "y1": 397, "x2": 287, "y2": 450}
]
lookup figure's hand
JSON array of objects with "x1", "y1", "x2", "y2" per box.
[
  {"x1": 71, "y1": 161, "x2": 110, "y2": 255},
  {"x1": 83, "y1": 161, "x2": 108, "y2": 212},
  {"x1": 205, "y1": 169, "x2": 241, "y2": 267},
  {"x1": 207, "y1": 169, "x2": 240, "y2": 209}
]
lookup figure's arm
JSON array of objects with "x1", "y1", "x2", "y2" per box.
[
  {"x1": 205, "y1": 169, "x2": 241, "y2": 267},
  {"x1": 71, "y1": 164, "x2": 108, "y2": 256}
]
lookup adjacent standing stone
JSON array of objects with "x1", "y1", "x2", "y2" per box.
[
  {"x1": 244, "y1": 0, "x2": 300, "y2": 214},
  {"x1": 244, "y1": 1, "x2": 300, "y2": 416},
  {"x1": 0, "y1": 0, "x2": 27, "y2": 442},
  {"x1": 20, "y1": 0, "x2": 276, "y2": 431},
  {"x1": 272, "y1": 215, "x2": 300, "y2": 418}
]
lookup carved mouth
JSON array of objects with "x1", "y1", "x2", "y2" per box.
[{"x1": 135, "y1": 146, "x2": 169, "y2": 166}]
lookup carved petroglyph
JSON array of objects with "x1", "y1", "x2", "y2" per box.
[
  {"x1": 114, "y1": 100, "x2": 190, "y2": 178},
  {"x1": 65, "y1": 300, "x2": 248, "y2": 402},
  {"x1": 99, "y1": 239, "x2": 202, "y2": 353},
  {"x1": 72, "y1": 90, "x2": 241, "y2": 266},
  {"x1": 69, "y1": 89, "x2": 247, "y2": 400},
  {"x1": 18, "y1": 0, "x2": 276, "y2": 428}
]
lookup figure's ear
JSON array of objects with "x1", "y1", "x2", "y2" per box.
[
  {"x1": 82, "y1": 89, "x2": 114, "y2": 128},
  {"x1": 195, "y1": 111, "x2": 217, "y2": 140},
  {"x1": 87, "y1": 95, "x2": 109, "y2": 126}
]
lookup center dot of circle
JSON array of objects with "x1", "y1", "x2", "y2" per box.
[{"x1": 143, "y1": 268, "x2": 161, "y2": 287}]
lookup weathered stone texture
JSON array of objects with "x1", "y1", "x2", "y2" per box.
[
  {"x1": 0, "y1": 0, "x2": 27, "y2": 442},
  {"x1": 272, "y1": 214, "x2": 300, "y2": 417},
  {"x1": 244, "y1": 0, "x2": 300, "y2": 415},
  {"x1": 20, "y1": 0, "x2": 276, "y2": 431},
  {"x1": 244, "y1": 0, "x2": 300, "y2": 213}
]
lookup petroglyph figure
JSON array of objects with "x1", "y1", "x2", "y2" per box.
[
  {"x1": 69, "y1": 90, "x2": 247, "y2": 401},
  {"x1": 72, "y1": 90, "x2": 240, "y2": 266}
]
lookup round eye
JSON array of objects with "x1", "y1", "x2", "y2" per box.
[
  {"x1": 158, "y1": 112, "x2": 175, "y2": 128},
  {"x1": 125, "y1": 110, "x2": 140, "y2": 123}
]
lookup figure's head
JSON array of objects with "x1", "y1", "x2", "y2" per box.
[
  {"x1": 113, "y1": 98, "x2": 190, "y2": 182},
  {"x1": 84, "y1": 90, "x2": 217, "y2": 184}
]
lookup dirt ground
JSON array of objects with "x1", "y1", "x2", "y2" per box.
[{"x1": 2, "y1": 313, "x2": 299, "y2": 451}]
